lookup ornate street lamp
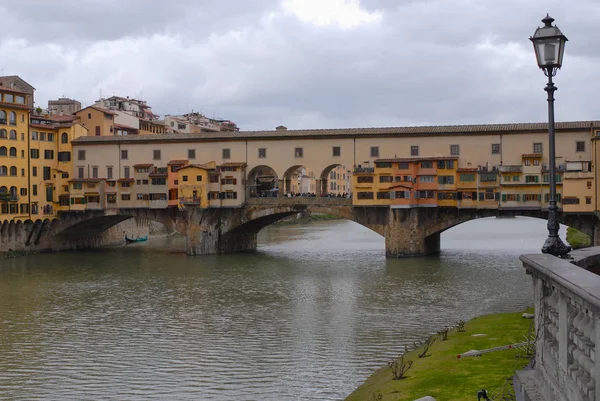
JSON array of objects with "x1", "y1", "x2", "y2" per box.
[{"x1": 530, "y1": 14, "x2": 571, "y2": 257}]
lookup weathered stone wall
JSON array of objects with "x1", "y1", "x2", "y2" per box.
[{"x1": 384, "y1": 208, "x2": 441, "y2": 257}]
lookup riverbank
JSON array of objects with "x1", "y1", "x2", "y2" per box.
[
  {"x1": 274, "y1": 213, "x2": 343, "y2": 225},
  {"x1": 345, "y1": 309, "x2": 533, "y2": 401}
]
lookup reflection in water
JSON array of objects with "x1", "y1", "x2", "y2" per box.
[{"x1": 0, "y1": 217, "x2": 554, "y2": 400}]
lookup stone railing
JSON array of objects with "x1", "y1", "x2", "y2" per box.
[
  {"x1": 246, "y1": 197, "x2": 352, "y2": 207},
  {"x1": 517, "y1": 250, "x2": 600, "y2": 401}
]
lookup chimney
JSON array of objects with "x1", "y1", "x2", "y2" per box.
[{"x1": 275, "y1": 125, "x2": 287, "y2": 131}]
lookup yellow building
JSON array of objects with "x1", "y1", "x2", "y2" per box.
[
  {"x1": 0, "y1": 85, "x2": 30, "y2": 221},
  {"x1": 562, "y1": 160, "x2": 594, "y2": 213},
  {"x1": 75, "y1": 106, "x2": 116, "y2": 136},
  {"x1": 177, "y1": 163, "x2": 213, "y2": 209}
]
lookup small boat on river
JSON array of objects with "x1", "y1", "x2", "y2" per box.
[{"x1": 125, "y1": 235, "x2": 148, "y2": 243}]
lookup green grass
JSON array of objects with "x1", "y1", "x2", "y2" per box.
[
  {"x1": 345, "y1": 310, "x2": 534, "y2": 401},
  {"x1": 567, "y1": 227, "x2": 591, "y2": 249},
  {"x1": 275, "y1": 213, "x2": 343, "y2": 225}
]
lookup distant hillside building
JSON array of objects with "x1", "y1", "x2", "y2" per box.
[
  {"x1": 0, "y1": 75, "x2": 35, "y2": 108},
  {"x1": 48, "y1": 98, "x2": 82, "y2": 115}
]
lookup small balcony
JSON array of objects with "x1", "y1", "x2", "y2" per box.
[
  {"x1": 0, "y1": 193, "x2": 18, "y2": 202},
  {"x1": 354, "y1": 167, "x2": 375, "y2": 173},
  {"x1": 499, "y1": 165, "x2": 523, "y2": 173},
  {"x1": 180, "y1": 196, "x2": 201, "y2": 205}
]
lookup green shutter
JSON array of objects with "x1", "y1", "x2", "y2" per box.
[
  {"x1": 516, "y1": 194, "x2": 521, "y2": 202},
  {"x1": 495, "y1": 192, "x2": 500, "y2": 201},
  {"x1": 502, "y1": 194, "x2": 507, "y2": 202}
]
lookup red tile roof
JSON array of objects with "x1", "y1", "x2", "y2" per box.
[
  {"x1": 48, "y1": 115, "x2": 78, "y2": 122},
  {"x1": 176, "y1": 164, "x2": 214, "y2": 171},
  {"x1": 220, "y1": 162, "x2": 247, "y2": 167},
  {"x1": 374, "y1": 156, "x2": 459, "y2": 163},
  {"x1": 456, "y1": 168, "x2": 479, "y2": 172},
  {"x1": 133, "y1": 163, "x2": 153, "y2": 168},
  {"x1": 167, "y1": 159, "x2": 188, "y2": 165},
  {"x1": 29, "y1": 123, "x2": 56, "y2": 130},
  {"x1": 522, "y1": 153, "x2": 543, "y2": 158},
  {"x1": 78, "y1": 105, "x2": 117, "y2": 116},
  {"x1": 117, "y1": 178, "x2": 134, "y2": 182}
]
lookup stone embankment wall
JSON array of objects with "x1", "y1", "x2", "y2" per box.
[{"x1": 0, "y1": 217, "x2": 171, "y2": 257}]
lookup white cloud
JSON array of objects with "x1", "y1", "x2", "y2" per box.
[{"x1": 282, "y1": 0, "x2": 381, "y2": 29}]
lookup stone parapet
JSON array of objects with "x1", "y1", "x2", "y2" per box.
[{"x1": 518, "y1": 250, "x2": 600, "y2": 401}]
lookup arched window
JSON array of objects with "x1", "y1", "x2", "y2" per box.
[
  {"x1": 9, "y1": 112, "x2": 16, "y2": 125},
  {"x1": 9, "y1": 166, "x2": 16, "y2": 176},
  {"x1": 9, "y1": 186, "x2": 16, "y2": 198},
  {"x1": 0, "y1": 147, "x2": 6, "y2": 156},
  {"x1": 9, "y1": 147, "x2": 16, "y2": 157},
  {"x1": 0, "y1": 110, "x2": 6, "y2": 124},
  {"x1": 0, "y1": 129, "x2": 6, "y2": 139},
  {"x1": 0, "y1": 166, "x2": 7, "y2": 176},
  {"x1": 9, "y1": 130, "x2": 16, "y2": 140},
  {"x1": 0, "y1": 186, "x2": 6, "y2": 194},
  {"x1": 61, "y1": 133, "x2": 69, "y2": 144}
]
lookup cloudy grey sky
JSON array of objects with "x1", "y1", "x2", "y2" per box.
[{"x1": 0, "y1": 0, "x2": 596, "y2": 130}]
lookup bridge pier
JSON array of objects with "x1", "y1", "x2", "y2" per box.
[
  {"x1": 184, "y1": 207, "x2": 258, "y2": 256},
  {"x1": 384, "y1": 208, "x2": 441, "y2": 257}
]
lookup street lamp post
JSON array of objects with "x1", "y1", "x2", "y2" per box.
[{"x1": 530, "y1": 14, "x2": 571, "y2": 257}]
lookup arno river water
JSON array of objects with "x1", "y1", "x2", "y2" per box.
[{"x1": 0, "y1": 217, "x2": 561, "y2": 400}]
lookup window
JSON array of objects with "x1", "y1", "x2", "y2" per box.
[
  {"x1": 20, "y1": 188, "x2": 27, "y2": 196},
  {"x1": 95, "y1": 126, "x2": 100, "y2": 136},
  {"x1": 332, "y1": 146, "x2": 341, "y2": 157},
  {"x1": 588, "y1": 181, "x2": 592, "y2": 189},
  {"x1": 15, "y1": 96, "x2": 24, "y2": 105},
  {"x1": 379, "y1": 176, "x2": 393, "y2": 183},
  {"x1": 121, "y1": 150, "x2": 128, "y2": 160},
  {"x1": 258, "y1": 148, "x2": 267, "y2": 158},
  {"x1": 450, "y1": 144, "x2": 460, "y2": 156},
  {"x1": 9, "y1": 166, "x2": 16, "y2": 176},
  {"x1": 420, "y1": 175, "x2": 435, "y2": 183},
  {"x1": 421, "y1": 160, "x2": 433, "y2": 169},
  {"x1": 30, "y1": 149, "x2": 39, "y2": 159},
  {"x1": 293, "y1": 147, "x2": 303, "y2": 158},
  {"x1": 375, "y1": 162, "x2": 392, "y2": 168},
  {"x1": 357, "y1": 192, "x2": 374, "y2": 200},
  {"x1": 187, "y1": 149, "x2": 196, "y2": 159},
  {"x1": 524, "y1": 159, "x2": 531, "y2": 166},
  {"x1": 48, "y1": 133, "x2": 54, "y2": 142},
  {"x1": 512, "y1": 175, "x2": 520, "y2": 182},
  {"x1": 9, "y1": 147, "x2": 16, "y2": 157},
  {"x1": 438, "y1": 175, "x2": 454, "y2": 185},
  {"x1": 40, "y1": 132, "x2": 46, "y2": 141},
  {"x1": 44, "y1": 150, "x2": 54, "y2": 160},
  {"x1": 479, "y1": 173, "x2": 497, "y2": 182},
  {"x1": 121, "y1": 194, "x2": 131, "y2": 201},
  {"x1": 377, "y1": 192, "x2": 391, "y2": 200},
  {"x1": 21, "y1": 168, "x2": 24, "y2": 177},
  {"x1": 124, "y1": 167, "x2": 130, "y2": 179},
  {"x1": 33, "y1": 185, "x2": 38, "y2": 196},
  {"x1": 78, "y1": 150, "x2": 85, "y2": 160},
  {"x1": 410, "y1": 146, "x2": 419, "y2": 156},
  {"x1": 370, "y1": 146, "x2": 379, "y2": 158},
  {"x1": 9, "y1": 130, "x2": 16, "y2": 140},
  {"x1": 106, "y1": 167, "x2": 113, "y2": 179},
  {"x1": 562, "y1": 197, "x2": 580, "y2": 205},
  {"x1": 398, "y1": 162, "x2": 409, "y2": 170},
  {"x1": 459, "y1": 173, "x2": 475, "y2": 182},
  {"x1": 43, "y1": 167, "x2": 51, "y2": 180},
  {"x1": 196, "y1": 175, "x2": 202, "y2": 182},
  {"x1": 72, "y1": 182, "x2": 83, "y2": 190},
  {"x1": 61, "y1": 133, "x2": 69, "y2": 143},
  {"x1": 153, "y1": 150, "x2": 161, "y2": 160},
  {"x1": 182, "y1": 175, "x2": 188, "y2": 182},
  {"x1": 31, "y1": 131, "x2": 38, "y2": 140},
  {"x1": 92, "y1": 167, "x2": 98, "y2": 179},
  {"x1": 533, "y1": 160, "x2": 540, "y2": 166},
  {"x1": 416, "y1": 190, "x2": 435, "y2": 199},
  {"x1": 356, "y1": 176, "x2": 374, "y2": 183},
  {"x1": 524, "y1": 194, "x2": 541, "y2": 202},
  {"x1": 32, "y1": 166, "x2": 37, "y2": 177},
  {"x1": 437, "y1": 192, "x2": 457, "y2": 200},
  {"x1": 525, "y1": 175, "x2": 539, "y2": 183},
  {"x1": 222, "y1": 148, "x2": 231, "y2": 159},
  {"x1": 8, "y1": 111, "x2": 16, "y2": 125},
  {"x1": 57, "y1": 152, "x2": 71, "y2": 162},
  {"x1": 533, "y1": 143, "x2": 542, "y2": 153},
  {"x1": 586, "y1": 197, "x2": 592, "y2": 205},
  {"x1": 0, "y1": 129, "x2": 5, "y2": 139},
  {"x1": 210, "y1": 175, "x2": 219, "y2": 183},
  {"x1": 576, "y1": 141, "x2": 586, "y2": 152},
  {"x1": 78, "y1": 167, "x2": 84, "y2": 179}
]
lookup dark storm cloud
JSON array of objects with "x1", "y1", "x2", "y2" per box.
[{"x1": 0, "y1": 0, "x2": 598, "y2": 130}]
